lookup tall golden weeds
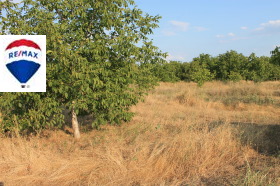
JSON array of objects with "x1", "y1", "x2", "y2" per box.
[{"x1": 0, "y1": 81, "x2": 279, "y2": 185}]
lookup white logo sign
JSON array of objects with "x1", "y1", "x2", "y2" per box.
[{"x1": 0, "y1": 35, "x2": 46, "y2": 92}]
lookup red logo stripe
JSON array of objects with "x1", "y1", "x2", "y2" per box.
[{"x1": 6, "y1": 39, "x2": 41, "y2": 50}]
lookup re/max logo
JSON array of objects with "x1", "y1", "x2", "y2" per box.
[{"x1": 9, "y1": 50, "x2": 39, "y2": 59}]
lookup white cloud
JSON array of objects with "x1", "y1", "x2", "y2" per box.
[
  {"x1": 254, "y1": 19, "x2": 280, "y2": 34},
  {"x1": 169, "y1": 20, "x2": 190, "y2": 31},
  {"x1": 261, "y1": 20, "x2": 280, "y2": 27},
  {"x1": 241, "y1": 26, "x2": 248, "y2": 30},
  {"x1": 228, "y1": 32, "x2": 235, "y2": 37},
  {"x1": 231, "y1": 36, "x2": 250, "y2": 41},
  {"x1": 166, "y1": 54, "x2": 186, "y2": 61},
  {"x1": 255, "y1": 27, "x2": 264, "y2": 31},
  {"x1": 194, "y1": 26, "x2": 207, "y2": 31},
  {"x1": 218, "y1": 36, "x2": 251, "y2": 44},
  {"x1": 162, "y1": 30, "x2": 176, "y2": 36},
  {"x1": 216, "y1": 34, "x2": 225, "y2": 38}
]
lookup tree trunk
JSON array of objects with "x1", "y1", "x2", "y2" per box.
[{"x1": 72, "y1": 108, "x2": 81, "y2": 139}]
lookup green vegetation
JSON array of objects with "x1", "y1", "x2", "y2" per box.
[
  {"x1": 0, "y1": 0, "x2": 166, "y2": 137},
  {"x1": 205, "y1": 86, "x2": 278, "y2": 106},
  {"x1": 0, "y1": 0, "x2": 279, "y2": 138},
  {"x1": 155, "y1": 50, "x2": 280, "y2": 85},
  {"x1": 0, "y1": 0, "x2": 279, "y2": 185}
]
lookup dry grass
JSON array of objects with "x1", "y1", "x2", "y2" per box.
[{"x1": 0, "y1": 81, "x2": 279, "y2": 185}]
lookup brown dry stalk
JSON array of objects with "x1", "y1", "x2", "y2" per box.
[{"x1": 0, "y1": 81, "x2": 279, "y2": 185}]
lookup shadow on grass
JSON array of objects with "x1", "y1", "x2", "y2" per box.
[
  {"x1": 62, "y1": 109, "x2": 95, "y2": 133},
  {"x1": 232, "y1": 122, "x2": 280, "y2": 155},
  {"x1": 209, "y1": 121, "x2": 280, "y2": 156}
]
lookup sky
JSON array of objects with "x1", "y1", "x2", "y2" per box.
[
  {"x1": 134, "y1": 0, "x2": 280, "y2": 62},
  {"x1": 2, "y1": 0, "x2": 279, "y2": 62}
]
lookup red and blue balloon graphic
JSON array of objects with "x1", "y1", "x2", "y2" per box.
[{"x1": 5, "y1": 39, "x2": 42, "y2": 84}]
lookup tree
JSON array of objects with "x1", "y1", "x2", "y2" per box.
[
  {"x1": 228, "y1": 71, "x2": 243, "y2": 82},
  {"x1": 179, "y1": 62, "x2": 192, "y2": 81},
  {"x1": 0, "y1": 0, "x2": 166, "y2": 138},
  {"x1": 153, "y1": 61, "x2": 182, "y2": 82},
  {"x1": 215, "y1": 50, "x2": 247, "y2": 81},
  {"x1": 270, "y1": 46, "x2": 280, "y2": 66},
  {"x1": 269, "y1": 47, "x2": 280, "y2": 80},
  {"x1": 244, "y1": 54, "x2": 271, "y2": 82},
  {"x1": 189, "y1": 62, "x2": 214, "y2": 87},
  {"x1": 192, "y1": 54, "x2": 217, "y2": 75}
]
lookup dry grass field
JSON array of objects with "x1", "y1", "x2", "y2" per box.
[{"x1": 0, "y1": 81, "x2": 279, "y2": 185}]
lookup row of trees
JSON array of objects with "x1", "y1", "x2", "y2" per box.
[{"x1": 153, "y1": 48, "x2": 280, "y2": 86}]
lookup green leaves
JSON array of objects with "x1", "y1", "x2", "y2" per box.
[
  {"x1": 0, "y1": 0, "x2": 165, "y2": 134},
  {"x1": 153, "y1": 49, "x2": 279, "y2": 87},
  {"x1": 270, "y1": 46, "x2": 280, "y2": 66},
  {"x1": 183, "y1": 60, "x2": 214, "y2": 87}
]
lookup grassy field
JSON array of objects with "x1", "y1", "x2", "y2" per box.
[{"x1": 0, "y1": 81, "x2": 279, "y2": 185}]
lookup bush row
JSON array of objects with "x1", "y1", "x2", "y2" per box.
[{"x1": 153, "y1": 48, "x2": 280, "y2": 86}]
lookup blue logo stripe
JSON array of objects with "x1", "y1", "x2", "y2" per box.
[{"x1": 6, "y1": 60, "x2": 40, "y2": 83}]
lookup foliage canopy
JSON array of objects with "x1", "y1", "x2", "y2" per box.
[
  {"x1": 0, "y1": 0, "x2": 166, "y2": 134},
  {"x1": 154, "y1": 49, "x2": 280, "y2": 85}
]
